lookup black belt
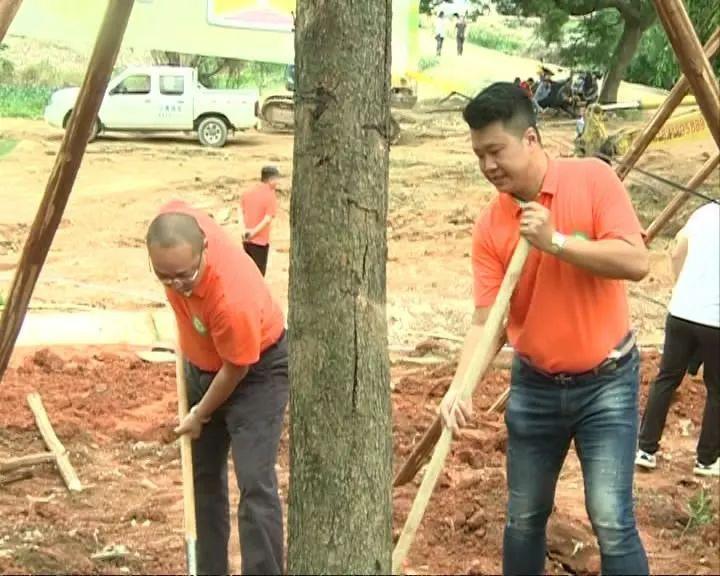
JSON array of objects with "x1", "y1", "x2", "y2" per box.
[{"x1": 519, "y1": 332, "x2": 636, "y2": 384}]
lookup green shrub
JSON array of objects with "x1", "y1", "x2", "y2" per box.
[
  {"x1": 0, "y1": 85, "x2": 53, "y2": 118},
  {"x1": 465, "y1": 27, "x2": 524, "y2": 54},
  {"x1": 418, "y1": 56, "x2": 439, "y2": 71}
]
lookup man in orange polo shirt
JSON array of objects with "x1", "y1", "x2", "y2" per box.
[
  {"x1": 240, "y1": 165, "x2": 280, "y2": 276},
  {"x1": 146, "y1": 200, "x2": 287, "y2": 575},
  {"x1": 440, "y1": 83, "x2": 650, "y2": 575}
]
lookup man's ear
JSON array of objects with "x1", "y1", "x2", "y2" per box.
[{"x1": 525, "y1": 127, "x2": 540, "y2": 147}]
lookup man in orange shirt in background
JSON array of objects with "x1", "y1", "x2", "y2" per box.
[
  {"x1": 240, "y1": 165, "x2": 280, "y2": 276},
  {"x1": 440, "y1": 83, "x2": 650, "y2": 575},
  {"x1": 146, "y1": 200, "x2": 287, "y2": 575}
]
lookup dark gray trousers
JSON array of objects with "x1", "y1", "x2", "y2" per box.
[
  {"x1": 186, "y1": 334, "x2": 288, "y2": 575},
  {"x1": 639, "y1": 315, "x2": 719, "y2": 465}
]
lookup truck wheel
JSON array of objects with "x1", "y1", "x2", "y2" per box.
[
  {"x1": 87, "y1": 118, "x2": 100, "y2": 143},
  {"x1": 198, "y1": 116, "x2": 228, "y2": 147},
  {"x1": 64, "y1": 111, "x2": 100, "y2": 142}
]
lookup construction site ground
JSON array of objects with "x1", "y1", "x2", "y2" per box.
[{"x1": 1, "y1": 109, "x2": 718, "y2": 574}]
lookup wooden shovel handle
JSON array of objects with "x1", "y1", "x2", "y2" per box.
[{"x1": 392, "y1": 237, "x2": 530, "y2": 574}]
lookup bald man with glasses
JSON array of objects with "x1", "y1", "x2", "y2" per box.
[{"x1": 146, "y1": 200, "x2": 288, "y2": 575}]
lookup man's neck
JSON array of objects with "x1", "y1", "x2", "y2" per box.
[{"x1": 514, "y1": 153, "x2": 548, "y2": 202}]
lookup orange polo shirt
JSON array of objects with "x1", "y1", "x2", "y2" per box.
[
  {"x1": 242, "y1": 182, "x2": 278, "y2": 247},
  {"x1": 159, "y1": 200, "x2": 285, "y2": 372},
  {"x1": 472, "y1": 157, "x2": 643, "y2": 373}
]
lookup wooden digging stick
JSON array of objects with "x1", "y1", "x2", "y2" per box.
[
  {"x1": 392, "y1": 237, "x2": 530, "y2": 574},
  {"x1": 175, "y1": 352, "x2": 198, "y2": 576},
  {"x1": 0, "y1": 452, "x2": 55, "y2": 474},
  {"x1": 26, "y1": 393, "x2": 82, "y2": 492},
  {"x1": 392, "y1": 335, "x2": 505, "y2": 488}
]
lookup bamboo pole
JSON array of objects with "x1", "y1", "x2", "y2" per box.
[
  {"x1": 27, "y1": 392, "x2": 82, "y2": 492},
  {"x1": 0, "y1": 452, "x2": 55, "y2": 473},
  {"x1": 644, "y1": 153, "x2": 720, "y2": 244},
  {"x1": 0, "y1": 0, "x2": 23, "y2": 44},
  {"x1": 393, "y1": 338, "x2": 505, "y2": 488},
  {"x1": 617, "y1": 27, "x2": 720, "y2": 181},
  {"x1": 0, "y1": 0, "x2": 136, "y2": 382},
  {"x1": 392, "y1": 238, "x2": 530, "y2": 574},
  {"x1": 652, "y1": 1, "x2": 720, "y2": 148},
  {"x1": 175, "y1": 351, "x2": 198, "y2": 576}
]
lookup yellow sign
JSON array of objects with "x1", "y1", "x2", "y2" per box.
[{"x1": 208, "y1": 0, "x2": 295, "y2": 32}]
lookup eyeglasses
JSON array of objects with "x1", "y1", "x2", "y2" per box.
[{"x1": 151, "y1": 248, "x2": 204, "y2": 288}]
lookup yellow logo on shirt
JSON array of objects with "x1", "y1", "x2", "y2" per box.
[{"x1": 192, "y1": 316, "x2": 207, "y2": 335}]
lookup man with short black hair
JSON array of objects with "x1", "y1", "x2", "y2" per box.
[
  {"x1": 240, "y1": 165, "x2": 280, "y2": 276},
  {"x1": 441, "y1": 82, "x2": 650, "y2": 575}
]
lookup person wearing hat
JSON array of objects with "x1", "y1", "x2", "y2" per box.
[{"x1": 240, "y1": 165, "x2": 280, "y2": 276}]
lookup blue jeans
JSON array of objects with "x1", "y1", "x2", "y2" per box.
[{"x1": 503, "y1": 348, "x2": 648, "y2": 576}]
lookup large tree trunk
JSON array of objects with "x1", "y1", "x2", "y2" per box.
[
  {"x1": 599, "y1": 17, "x2": 647, "y2": 103},
  {"x1": 287, "y1": 0, "x2": 393, "y2": 574}
]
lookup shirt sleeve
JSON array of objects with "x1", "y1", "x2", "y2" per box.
[
  {"x1": 472, "y1": 214, "x2": 504, "y2": 308},
  {"x1": 591, "y1": 160, "x2": 643, "y2": 242},
  {"x1": 209, "y1": 301, "x2": 262, "y2": 366}
]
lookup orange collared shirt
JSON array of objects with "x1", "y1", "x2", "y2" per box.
[
  {"x1": 159, "y1": 200, "x2": 285, "y2": 372},
  {"x1": 242, "y1": 182, "x2": 278, "y2": 247},
  {"x1": 472, "y1": 157, "x2": 643, "y2": 373}
]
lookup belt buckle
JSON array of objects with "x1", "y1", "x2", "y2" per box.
[{"x1": 554, "y1": 373, "x2": 573, "y2": 385}]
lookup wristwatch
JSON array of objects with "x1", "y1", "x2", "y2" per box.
[{"x1": 550, "y1": 231, "x2": 568, "y2": 255}]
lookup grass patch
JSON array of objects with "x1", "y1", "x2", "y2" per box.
[
  {"x1": 0, "y1": 138, "x2": 18, "y2": 157},
  {"x1": 0, "y1": 85, "x2": 53, "y2": 119},
  {"x1": 681, "y1": 488, "x2": 714, "y2": 536},
  {"x1": 418, "y1": 56, "x2": 440, "y2": 71},
  {"x1": 465, "y1": 26, "x2": 525, "y2": 54}
]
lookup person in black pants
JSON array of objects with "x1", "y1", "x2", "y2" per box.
[
  {"x1": 636, "y1": 202, "x2": 719, "y2": 477},
  {"x1": 241, "y1": 165, "x2": 281, "y2": 276}
]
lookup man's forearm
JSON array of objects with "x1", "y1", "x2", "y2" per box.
[
  {"x1": 246, "y1": 215, "x2": 273, "y2": 239},
  {"x1": 557, "y1": 237, "x2": 649, "y2": 281},
  {"x1": 194, "y1": 363, "x2": 248, "y2": 418}
]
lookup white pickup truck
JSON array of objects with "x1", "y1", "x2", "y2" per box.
[{"x1": 44, "y1": 65, "x2": 260, "y2": 147}]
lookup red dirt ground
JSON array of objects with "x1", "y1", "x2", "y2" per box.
[{"x1": 1, "y1": 348, "x2": 717, "y2": 574}]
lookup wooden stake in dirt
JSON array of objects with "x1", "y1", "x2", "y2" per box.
[
  {"x1": 0, "y1": 0, "x2": 136, "y2": 383},
  {"x1": 652, "y1": 1, "x2": 720, "y2": 148},
  {"x1": 644, "y1": 153, "x2": 720, "y2": 244},
  {"x1": 393, "y1": 336, "x2": 506, "y2": 488},
  {"x1": 175, "y1": 351, "x2": 198, "y2": 576},
  {"x1": 616, "y1": 27, "x2": 720, "y2": 182},
  {"x1": 26, "y1": 392, "x2": 82, "y2": 492},
  {"x1": 0, "y1": 0, "x2": 23, "y2": 44},
  {"x1": 392, "y1": 238, "x2": 530, "y2": 574},
  {"x1": 0, "y1": 451, "x2": 55, "y2": 474}
]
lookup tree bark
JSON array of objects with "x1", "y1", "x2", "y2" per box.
[
  {"x1": 600, "y1": 16, "x2": 647, "y2": 103},
  {"x1": 287, "y1": 1, "x2": 393, "y2": 574}
]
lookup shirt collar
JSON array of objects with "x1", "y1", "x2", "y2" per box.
[{"x1": 499, "y1": 155, "x2": 558, "y2": 216}]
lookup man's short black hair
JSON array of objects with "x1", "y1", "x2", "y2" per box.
[
  {"x1": 261, "y1": 165, "x2": 280, "y2": 182},
  {"x1": 463, "y1": 82, "x2": 538, "y2": 138}
]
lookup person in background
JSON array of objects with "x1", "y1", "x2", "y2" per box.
[
  {"x1": 240, "y1": 165, "x2": 280, "y2": 276},
  {"x1": 636, "y1": 202, "x2": 719, "y2": 477},
  {"x1": 434, "y1": 11, "x2": 447, "y2": 56},
  {"x1": 533, "y1": 66, "x2": 554, "y2": 112},
  {"x1": 455, "y1": 15, "x2": 467, "y2": 56}
]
